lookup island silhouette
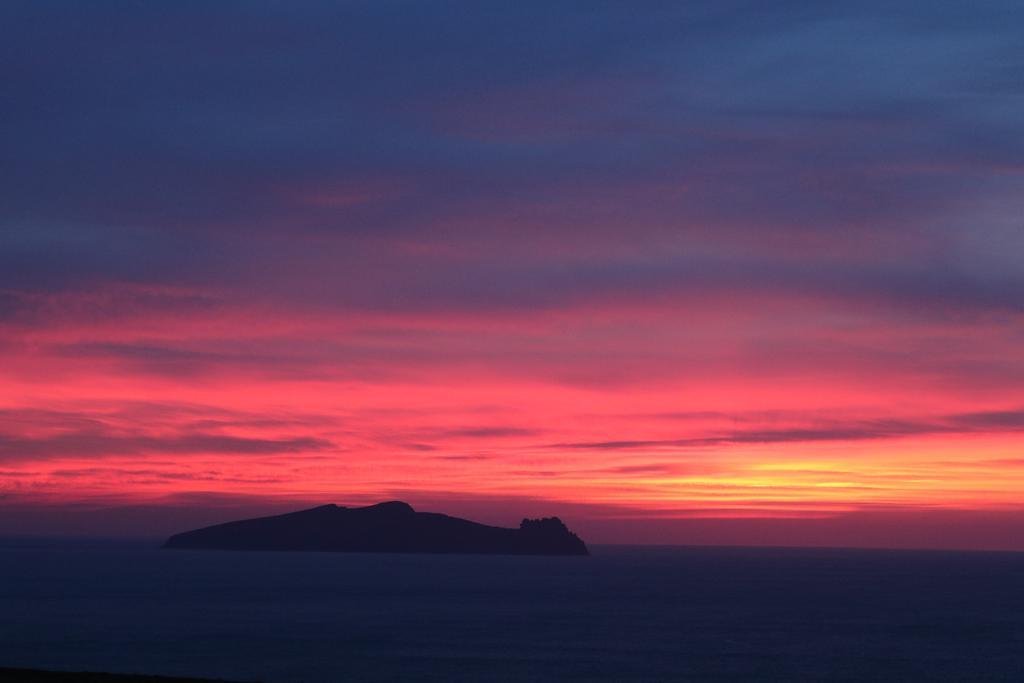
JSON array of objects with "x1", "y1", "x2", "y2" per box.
[{"x1": 163, "y1": 501, "x2": 588, "y2": 556}]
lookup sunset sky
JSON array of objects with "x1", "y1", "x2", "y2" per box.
[{"x1": 3, "y1": 2, "x2": 1024, "y2": 550}]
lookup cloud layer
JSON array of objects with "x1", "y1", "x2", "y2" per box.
[{"x1": 2, "y1": 2, "x2": 1023, "y2": 546}]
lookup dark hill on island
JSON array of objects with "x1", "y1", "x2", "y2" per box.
[{"x1": 163, "y1": 501, "x2": 588, "y2": 556}]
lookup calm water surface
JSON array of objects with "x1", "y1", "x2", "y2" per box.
[{"x1": 2, "y1": 540, "x2": 1023, "y2": 681}]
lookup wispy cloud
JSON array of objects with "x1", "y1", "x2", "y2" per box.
[
  {"x1": 546, "y1": 410, "x2": 1024, "y2": 450},
  {"x1": 0, "y1": 433, "x2": 333, "y2": 462}
]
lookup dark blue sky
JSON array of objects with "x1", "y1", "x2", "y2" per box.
[{"x1": 4, "y1": 1, "x2": 1023, "y2": 310}]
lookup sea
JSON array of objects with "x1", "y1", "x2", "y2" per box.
[{"x1": 1, "y1": 539, "x2": 1023, "y2": 682}]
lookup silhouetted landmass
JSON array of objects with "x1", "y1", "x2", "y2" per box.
[
  {"x1": 163, "y1": 501, "x2": 588, "y2": 556},
  {"x1": 0, "y1": 668, "x2": 252, "y2": 682}
]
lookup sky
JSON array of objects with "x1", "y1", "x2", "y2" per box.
[{"x1": 2, "y1": 1, "x2": 1024, "y2": 550}]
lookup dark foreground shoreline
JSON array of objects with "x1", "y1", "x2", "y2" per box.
[{"x1": 0, "y1": 669, "x2": 253, "y2": 683}]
